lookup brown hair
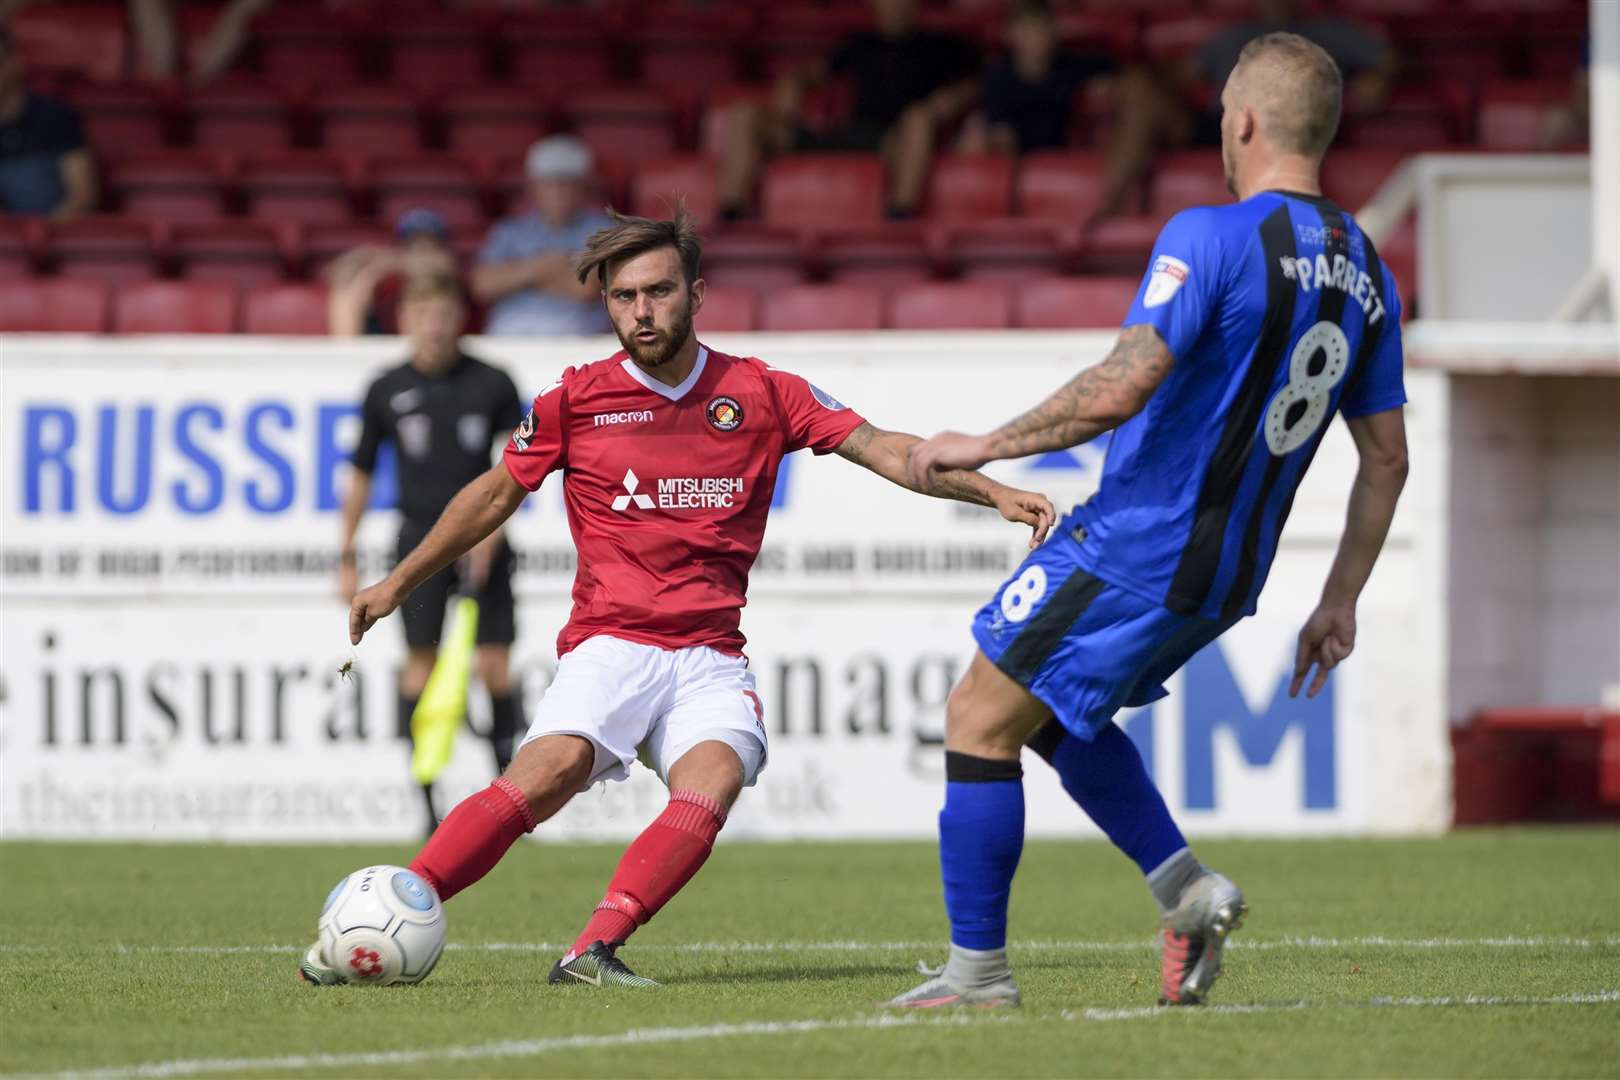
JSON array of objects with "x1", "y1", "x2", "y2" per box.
[
  {"x1": 575, "y1": 203, "x2": 702, "y2": 287},
  {"x1": 1234, "y1": 32, "x2": 1343, "y2": 157},
  {"x1": 400, "y1": 271, "x2": 464, "y2": 305}
]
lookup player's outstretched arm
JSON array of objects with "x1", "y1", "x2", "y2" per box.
[
  {"x1": 834, "y1": 422, "x2": 1055, "y2": 548},
  {"x1": 348, "y1": 464, "x2": 527, "y2": 645},
  {"x1": 906, "y1": 324, "x2": 1174, "y2": 487},
  {"x1": 1291, "y1": 407, "x2": 1409, "y2": 699}
]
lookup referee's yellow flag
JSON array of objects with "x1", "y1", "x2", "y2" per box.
[{"x1": 410, "y1": 597, "x2": 479, "y2": 786}]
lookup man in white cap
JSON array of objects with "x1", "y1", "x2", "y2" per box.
[{"x1": 471, "y1": 135, "x2": 613, "y2": 336}]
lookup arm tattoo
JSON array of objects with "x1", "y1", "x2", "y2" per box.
[
  {"x1": 834, "y1": 421, "x2": 876, "y2": 462},
  {"x1": 837, "y1": 421, "x2": 994, "y2": 505},
  {"x1": 985, "y1": 324, "x2": 1174, "y2": 459}
]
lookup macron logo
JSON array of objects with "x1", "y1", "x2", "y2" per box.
[
  {"x1": 611, "y1": 469, "x2": 655, "y2": 512},
  {"x1": 594, "y1": 410, "x2": 654, "y2": 428}
]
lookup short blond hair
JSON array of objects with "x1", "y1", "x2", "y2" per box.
[
  {"x1": 575, "y1": 203, "x2": 702, "y2": 287},
  {"x1": 1234, "y1": 32, "x2": 1343, "y2": 157}
]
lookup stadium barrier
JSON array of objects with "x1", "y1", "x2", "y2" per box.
[{"x1": 1, "y1": 331, "x2": 1453, "y2": 841}]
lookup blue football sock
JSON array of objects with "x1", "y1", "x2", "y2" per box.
[
  {"x1": 938, "y1": 752, "x2": 1026, "y2": 952},
  {"x1": 1031, "y1": 720, "x2": 1187, "y2": 879}
]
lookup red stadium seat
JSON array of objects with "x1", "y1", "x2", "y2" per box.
[
  {"x1": 1478, "y1": 80, "x2": 1569, "y2": 150},
  {"x1": 241, "y1": 283, "x2": 330, "y2": 335},
  {"x1": 694, "y1": 286, "x2": 759, "y2": 332},
  {"x1": 383, "y1": 20, "x2": 491, "y2": 96},
  {"x1": 240, "y1": 154, "x2": 356, "y2": 225},
  {"x1": 1141, "y1": 15, "x2": 1226, "y2": 62},
  {"x1": 371, "y1": 156, "x2": 486, "y2": 230},
  {"x1": 701, "y1": 227, "x2": 807, "y2": 292},
  {"x1": 1322, "y1": 148, "x2": 1408, "y2": 212},
  {"x1": 887, "y1": 282, "x2": 1012, "y2": 330},
  {"x1": 632, "y1": 157, "x2": 721, "y2": 225},
  {"x1": 0, "y1": 217, "x2": 44, "y2": 278},
  {"x1": 1018, "y1": 151, "x2": 1107, "y2": 221},
  {"x1": 171, "y1": 222, "x2": 291, "y2": 288},
  {"x1": 1151, "y1": 151, "x2": 1230, "y2": 214},
  {"x1": 304, "y1": 222, "x2": 394, "y2": 273},
  {"x1": 10, "y1": 5, "x2": 125, "y2": 81},
  {"x1": 49, "y1": 216, "x2": 161, "y2": 283},
  {"x1": 635, "y1": 9, "x2": 749, "y2": 88},
  {"x1": 505, "y1": 10, "x2": 616, "y2": 87},
  {"x1": 63, "y1": 83, "x2": 168, "y2": 158},
  {"x1": 0, "y1": 278, "x2": 110, "y2": 332},
  {"x1": 1390, "y1": 11, "x2": 1514, "y2": 84},
  {"x1": 925, "y1": 155, "x2": 1015, "y2": 222},
  {"x1": 937, "y1": 220, "x2": 1080, "y2": 282},
  {"x1": 758, "y1": 6, "x2": 871, "y2": 81},
  {"x1": 257, "y1": 10, "x2": 361, "y2": 91},
  {"x1": 1080, "y1": 215, "x2": 1165, "y2": 275},
  {"x1": 762, "y1": 155, "x2": 885, "y2": 229},
  {"x1": 761, "y1": 284, "x2": 884, "y2": 332},
  {"x1": 187, "y1": 85, "x2": 292, "y2": 154},
  {"x1": 114, "y1": 281, "x2": 239, "y2": 334},
  {"x1": 564, "y1": 91, "x2": 679, "y2": 172},
  {"x1": 1015, "y1": 276, "x2": 1139, "y2": 329},
  {"x1": 108, "y1": 153, "x2": 228, "y2": 223},
  {"x1": 816, "y1": 224, "x2": 933, "y2": 288},
  {"x1": 441, "y1": 90, "x2": 548, "y2": 156},
  {"x1": 314, "y1": 89, "x2": 423, "y2": 156}
]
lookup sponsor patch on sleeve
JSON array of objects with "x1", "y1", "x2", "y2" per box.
[
  {"x1": 510, "y1": 409, "x2": 535, "y2": 452},
  {"x1": 1142, "y1": 254, "x2": 1190, "y2": 309},
  {"x1": 809, "y1": 384, "x2": 846, "y2": 411}
]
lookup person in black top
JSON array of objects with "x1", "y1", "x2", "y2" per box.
[
  {"x1": 963, "y1": 0, "x2": 1116, "y2": 155},
  {"x1": 0, "y1": 27, "x2": 98, "y2": 217},
  {"x1": 340, "y1": 272, "x2": 524, "y2": 834},
  {"x1": 718, "y1": 0, "x2": 981, "y2": 219}
]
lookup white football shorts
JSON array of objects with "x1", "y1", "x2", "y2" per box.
[{"x1": 518, "y1": 634, "x2": 768, "y2": 788}]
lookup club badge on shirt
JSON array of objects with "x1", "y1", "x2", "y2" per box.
[
  {"x1": 1143, "y1": 255, "x2": 1190, "y2": 309},
  {"x1": 707, "y1": 396, "x2": 744, "y2": 432}
]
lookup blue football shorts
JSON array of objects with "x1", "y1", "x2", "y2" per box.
[{"x1": 971, "y1": 531, "x2": 1238, "y2": 741}]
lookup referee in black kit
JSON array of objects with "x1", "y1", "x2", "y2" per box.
[{"x1": 338, "y1": 272, "x2": 524, "y2": 835}]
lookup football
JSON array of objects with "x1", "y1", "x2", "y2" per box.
[{"x1": 316, "y1": 865, "x2": 446, "y2": 986}]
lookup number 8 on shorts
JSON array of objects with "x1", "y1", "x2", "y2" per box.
[{"x1": 1000, "y1": 565, "x2": 1048, "y2": 623}]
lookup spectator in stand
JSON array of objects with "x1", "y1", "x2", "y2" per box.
[
  {"x1": 960, "y1": 0, "x2": 1115, "y2": 156},
  {"x1": 1111, "y1": 0, "x2": 1394, "y2": 215},
  {"x1": 326, "y1": 208, "x2": 459, "y2": 337},
  {"x1": 0, "y1": 26, "x2": 97, "y2": 218},
  {"x1": 718, "y1": 0, "x2": 982, "y2": 221},
  {"x1": 1194, "y1": 0, "x2": 1394, "y2": 116},
  {"x1": 471, "y1": 135, "x2": 611, "y2": 338},
  {"x1": 2, "y1": 0, "x2": 276, "y2": 86},
  {"x1": 957, "y1": 0, "x2": 1148, "y2": 224}
]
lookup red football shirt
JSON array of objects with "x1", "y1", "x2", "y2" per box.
[{"x1": 504, "y1": 345, "x2": 866, "y2": 657}]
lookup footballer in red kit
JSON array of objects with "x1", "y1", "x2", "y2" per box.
[{"x1": 299, "y1": 206, "x2": 1055, "y2": 989}]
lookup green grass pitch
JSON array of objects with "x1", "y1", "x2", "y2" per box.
[{"x1": 2, "y1": 828, "x2": 1617, "y2": 1078}]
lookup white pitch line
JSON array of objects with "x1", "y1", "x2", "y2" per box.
[
  {"x1": 1074, "y1": 989, "x2": 1620, "y2": 1023},
  {"x1": 9, "y1": 991, "x2": 1618, "y2": 1080},
  {"x1": 4, "y1": 1014, "x2": 942, "y2": 1080},
  {"x1": 0, "y1": 935, "x2": 1615, "y2": 957}
]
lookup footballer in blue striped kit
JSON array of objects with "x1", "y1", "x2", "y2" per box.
[{"x1": 894, "y1": 31, "x2": 1411, "y2": 1009}]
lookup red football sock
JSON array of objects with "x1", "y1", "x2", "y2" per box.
[
  {"x1": 570, "y1": 790, "x2": 726, "y2": 957},
  {"x1": 408, "y1": 777, "x2": 537, "y2": 903}
]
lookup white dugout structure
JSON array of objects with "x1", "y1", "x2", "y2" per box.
[{"x1": 2, "y1": 6, "x2": 1616, "y2": 841}]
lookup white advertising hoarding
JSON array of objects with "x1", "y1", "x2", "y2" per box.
[{"x1": 0, "y1": 333, "x2": 1450, "y2": 840}]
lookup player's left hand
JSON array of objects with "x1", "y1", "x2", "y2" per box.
[
  {"x1": 991, "y1": 486, "x2": 1057, "y2": 549},
  {"x1": 907, "y1": 431, "x2": 994, "y2": 489},
  {"x1": 1291, "y1": 602, "x2": 1357, "y2": 698}
]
